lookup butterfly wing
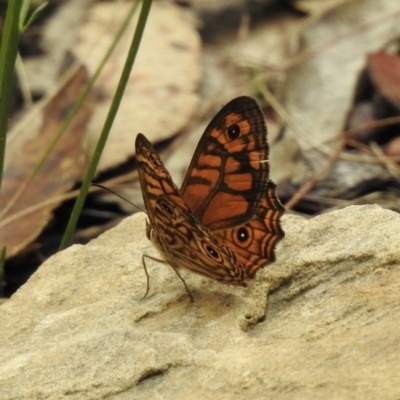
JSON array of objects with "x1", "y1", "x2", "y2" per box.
[
  {"x1": 135, "y1": 133, "x2": 187, "y2": 229},
  {"x1": 180, "y1": 97, "x2": 285, "y2": 277},
  {"x1": 214, "y1": 181, "x2": 285, "y2": 277},
  {"x1": 153, "y1": 195, "x2": 245, "y2": 285},
  {"x1": 135, "y1": 133, "x2": 245, "y2": 285},
  {"x1": 181, "y1": 96, "x2": 269, "y2": 230}
]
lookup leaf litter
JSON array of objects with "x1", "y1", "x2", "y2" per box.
[{"x1": 0, "y1": 66, "x2": 91, "y2": 259}]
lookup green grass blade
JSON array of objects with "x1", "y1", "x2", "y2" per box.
[
  {"x1": 0, "y1": 0, "x2": 23, "y2": 191},
  {"x1": 20, "y1": 2, "x2": 49, "y2": 33},
  {"x1": 59, "y1": 0, "x2": 153, "y2": 250},
  {"x1": 19, "y1": 0, "x2": 31, "y2": 31}
]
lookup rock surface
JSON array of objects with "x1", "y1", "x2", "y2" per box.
[{"x1": 1, "y1": 205, "x2": 400, "y2": 399}]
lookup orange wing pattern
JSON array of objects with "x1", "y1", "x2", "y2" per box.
[
  {"x1": 136, "y1": 96, "x2": 284, "y2": 294},
  {"x1": 214, "y1": 182, "x2": 284, "y2": 277},
  {"x1": 181, "y1": 97, "x2": 269, "y2": 230},
  {"x1": 135, "y1": 133, "x2": 245, "y2": 286}
]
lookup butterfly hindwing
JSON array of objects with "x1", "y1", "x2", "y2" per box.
[
  {"x1": 214, "y1": 182, "x2": 285, "y2": 276},
  {"x1": 153, "y1": 195, "x2": 245, "y2": 285}
]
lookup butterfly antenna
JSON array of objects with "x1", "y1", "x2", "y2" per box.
[{"x1": 90, "y1": 183, "x2": 146, "y2": 214}]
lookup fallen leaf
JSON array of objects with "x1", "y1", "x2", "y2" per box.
[
  {"x1": 368, "y1": 51, "x2": 400, "y2": 109},
  {"x1": 0, "y1": 66, "x2": 92, "y2": 258},
  {"x1": 346, "y1": 52, "x2": 400, "y2": 144},
  {"x1": 383, "y1": 135, "x2": 400, "y2": 157},
  {"x1": 74, "y1": 1, "x2": 201, "y2": 172}
]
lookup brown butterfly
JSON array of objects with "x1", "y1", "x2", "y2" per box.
[{"x1": 135, "y1": 96, "x2": 284, "y2": 300}]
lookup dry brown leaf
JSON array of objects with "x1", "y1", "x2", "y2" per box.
[
  {"x1": 384, "y1": 135, "x2": 400, "y2": 158},
  {"x1": 368, "y1": 51, "x2": 400, "y2": 108},
  {"x1": 0, "y1": 66, "x2": 91, "y2": 258},
  {"x1": 346, "y1": 52, "x2": 400, "y2": 144},
  {"x1": 74, "y1": 1, "x2": 201, "y2": 172}
]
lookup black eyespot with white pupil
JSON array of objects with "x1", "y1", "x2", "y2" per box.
[
  {"x1": 237, "y1": 227, "x2": 249, "y2": 242},
  {"x1": 227, "y1": 123, "x2": 241, "y2": 139},
  {"x1": 205, "y1": 245, "x2": 219, "y2": 259},
  {"x1": 161, "y1": 202, "x2": 173, "y2": 215}
]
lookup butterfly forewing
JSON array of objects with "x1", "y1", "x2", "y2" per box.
[
  {"x1": 135, "y1": 133, "x2": 187, "y2": 228},
  {"x1": 181, "y1": 96, "x2": 270, "y2": 230}
]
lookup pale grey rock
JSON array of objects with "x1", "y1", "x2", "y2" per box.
[{"x1": 1, "y1": 205, "x2": 400, "y2": 399}]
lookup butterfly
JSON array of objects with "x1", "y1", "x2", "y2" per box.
[{"x1": 135, "y1": 96, "x2": 284, "y2": 300}]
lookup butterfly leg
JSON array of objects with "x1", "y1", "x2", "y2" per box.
[
  {"x1": 141, "y1": 254, "x2": 153, "y2": 300},
  {"x1": 169, "y1": 265, "x2": 194, "y2": 302},
  {"x1": 141, "y1": 254, "x2": 170, "y2": 300},
  {"x1": 141, "y1": 254, "x2": 194, "y2": 302}
]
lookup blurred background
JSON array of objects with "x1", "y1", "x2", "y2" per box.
[{"x1": 1, "y1": 0, "x2": 400, "y2": 296}]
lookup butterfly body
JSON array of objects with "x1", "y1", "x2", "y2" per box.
[{"x1": 136, "y1": 96, "x2": 284, "y2": 297}]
